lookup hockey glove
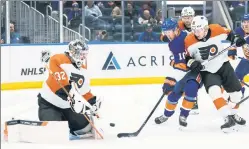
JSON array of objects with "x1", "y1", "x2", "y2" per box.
[
  {"x1": 233, "y1": 34, "x2": 246, "y2": 47},
  {"x1": 87, "y1": 96, "x2": 102, "y2": 115},
  {"x1": 162, "y1": 77, "x2": 177, "y2": 95},
  {"x1": 187, "y1": 59, "x2": 203, "y2": 73},
  {"x1": 68, "y1": 82, "x2": 86, "y2": 114}
]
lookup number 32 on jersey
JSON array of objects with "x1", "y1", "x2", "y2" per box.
[{"x1": 54, "y1": 71, "x2": 85, "y2": 88}]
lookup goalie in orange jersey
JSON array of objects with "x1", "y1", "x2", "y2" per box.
[{"x1": 38, "y1": 39, "x2": 102, "y2": 140}]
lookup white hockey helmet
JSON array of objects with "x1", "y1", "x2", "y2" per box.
[
  {"x1": 68, "y1": 39, "x2": 89, "y2": 68},
  {"x1": 181, "y1": 7, "x2": 195, "y2": 17},
  {"x1": 191, "y1": 15, "x2": 208, "y2": 31}
]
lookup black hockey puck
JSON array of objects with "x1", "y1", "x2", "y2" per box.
[{"x1": 110, "y1": 123, "x2": 115, "y2": 127}]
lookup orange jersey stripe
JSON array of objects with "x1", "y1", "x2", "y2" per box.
[
  {"x1": 173, "y1": 63, "x2": 188, "y2": 71},
  {"x1": 182, "y1": 98, "x2": 195, "y2": 109},
  {"x1": 178, "y1": 21, "x2": 185, "y2": 31},
  {"x1": 213, "y1": 97, "x2": 227, "y2": 110},
  {"x1": 46, "y1": 54, "x2": 72, "y2": 93},
  {"x1": 83, "y1": 91, "x2": 94, "y2": 101},
  {"x1": 209, "y1": 24, "x2": 230, "y2": 38},
  {"x1": 165, "y1": 101, "x2": 177, "y2": 111},
  {"x1": 184, "y1": 33, "x2": 199, "y2": 50},
  {"x1": 184, "y1": 24, "x2": 231, "y2": 50}
]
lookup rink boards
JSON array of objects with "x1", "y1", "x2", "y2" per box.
[{"x1": 0, "y1": 42, "x2": 245, "y2": 90}]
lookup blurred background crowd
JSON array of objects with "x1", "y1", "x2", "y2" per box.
[{"x1": 0, "y1": 1, "x2": 248, "y2": 44}]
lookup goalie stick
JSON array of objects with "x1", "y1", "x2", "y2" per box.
[
  {"x1": 41, "y1": 50, "x2": 104, "y2": 139},
  {"x1": 117, "y1": 92, "x2": 166, "y2": 138}
]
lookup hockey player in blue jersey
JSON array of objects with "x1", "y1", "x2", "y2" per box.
[
  {"x1": 235, "y1": 50, "x2": 249, "y2": 98},
  {"x1": 155, "y1": 18, "x2": 202, "y2": 128},
  {"x1": 234, "y1": 14, "x2": 249, "y2": 38},
  {"x1": 229, "y1": 14, "x2": 249, "y2": 98}
]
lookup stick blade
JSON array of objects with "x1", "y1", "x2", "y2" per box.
[{"x1": 117, "y1": 132, "x2": 138, "y2": 138}]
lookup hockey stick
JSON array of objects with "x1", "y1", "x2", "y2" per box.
[
  {"x1": 232, "y1": 81, "x2": 249, "y2": 106},
  {"x1": 41, "y1": 51, "x2": 104, "y2": 139},
  {"x1": 236, "y1": 94, "x2": 249, "y2": 106},
  {"x1": 241, "y1": 81, "x2": 249, "y2": 88},
  {"x1": 117, "y1": 92, "x2": 166, "y2": 138}
]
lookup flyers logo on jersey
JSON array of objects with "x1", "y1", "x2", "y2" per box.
[
  {"x1": 198, "y1": 44, "x2": 218, "y2": 60},
  {"x1": 70, "y1": 73, "x2": 84, "y2": 88}
]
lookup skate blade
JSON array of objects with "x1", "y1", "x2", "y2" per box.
[
  {"x1": 189, "y1": 111, "x2": 199, "y2": 115},
  {"x1": 221, "y1": 126, "x2": 239, "y2": 133},
  {"x1": 179, "y1": 125, "x2": 187, "y2": 131}
]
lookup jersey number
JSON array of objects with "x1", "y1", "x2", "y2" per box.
[
  {"x1": 170, "y1": 52, "x2": 186, "y2": 60},
  {"x1": 198, "y1": 44, "x2": 218, "y2": 60},
  {"x1": 70, "y1": 73, "x2": 85, "y2": 88},
  {"x1": 54, "y1": 72, "x2": 66, "y2": 80},
  {"x1": 179, "y1": 52, "x2": 186, "y2": 60}
]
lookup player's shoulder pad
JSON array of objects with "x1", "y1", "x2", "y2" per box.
[
  {"x1": 50, "y1": 53, "x2": 72, "y2": 66},
  {"x1": 184, "y1": 32, "x2": 198, "y2": 48},
  {"x1": 209, "y1": 24, "x2": 230, "y2": 37}
]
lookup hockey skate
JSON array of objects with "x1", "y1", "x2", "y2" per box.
[
  {"x1": 155, "y1": 115, "x2": 169, "y2": 124},
  {"x1": 221, "y1": 115, "x2": 238, "y2": 133},
  {"x1": 190, "y1": 102, "x2": 199, "y2": 115},
  {"x1": 179, "y1": 116, "x2": 188, "y2": 130},
  {"x1": 232, "y1": 114, "x2": 246, "y2": 125}
]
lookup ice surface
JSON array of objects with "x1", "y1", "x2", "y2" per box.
[{"x1": 1, "y1": 85, "x2": 249, "y2": 149}]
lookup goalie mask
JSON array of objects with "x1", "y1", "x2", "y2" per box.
[{"x1": 68, "y1": 39, "x2": 89, "y2": 68}]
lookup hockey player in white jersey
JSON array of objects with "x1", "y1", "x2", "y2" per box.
[
  {"x1": 178, "y1": 7, "x2": 195, "y2": 34},
  {"x1": 37, "y1": 39, "x2": 102, "y2": 140},
  {"x1": 185, "y1": 16, "x2": 246, "y2": 132}
]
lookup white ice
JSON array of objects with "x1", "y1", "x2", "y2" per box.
[{"x1": 1, "y1": 84, "x2": 249, "y2": 149}]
